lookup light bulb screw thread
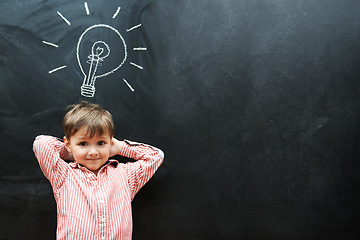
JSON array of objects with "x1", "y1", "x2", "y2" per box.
[{"x1": 81, "y1": 84, "x2": 96, "y2": 97}]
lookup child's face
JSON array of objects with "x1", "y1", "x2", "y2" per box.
[{"x1": 64, "y1": 126, "x2": 112, "y2": 175}]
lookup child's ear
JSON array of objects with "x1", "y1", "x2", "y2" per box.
[{"x1": 63, "y1": 136, "x2": 72, "y2": 153}]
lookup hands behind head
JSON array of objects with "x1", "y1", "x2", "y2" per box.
[{"x1": 109, "y1": 137, "x2": 125, "y2": 157}]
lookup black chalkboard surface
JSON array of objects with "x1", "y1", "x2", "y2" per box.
[{"x1": 1, "y1": 0, "x2": 360, "y2": 239}]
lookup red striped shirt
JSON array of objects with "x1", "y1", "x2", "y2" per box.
[{"x1": 33, "y1": 135, "x2": 164, "y2": 240}]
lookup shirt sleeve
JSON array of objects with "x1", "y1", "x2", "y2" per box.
[
  {"x1": 33, "y1": 135, "x2": 69, "y2": 189},
  {"x1": 119, "y1": 140, "x2": 164, "y2": 200}
]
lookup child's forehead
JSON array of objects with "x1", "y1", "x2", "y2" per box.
[{"x1": 74, "y1": 126, "x2": 111, "y2": 138}]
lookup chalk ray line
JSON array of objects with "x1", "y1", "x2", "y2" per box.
[
  {"x1": 42, "y1": 41, "x2": 59, "y2": 48},
  {"x1": 49, "y1": 65, "x2": 67, "y2": 74},
  {"x1": 84, "y1": 2, "x2": 90, "y2": 15},
  {"x1": 133, "y1": 47, "x2": 147, "y2": 51},
  {"x1": 112, "y1": 7, "x2": 121, "y2": 19},
  {"x1": 130, "y1": 62, "x2": 143, "y2": 70},
  {"x1": 123, "y1": 79, "x2": 135, "y2": 92},
  {"x1": 127, "y1": 24, "x2": 142, "y2": 32},
  {"x1": 57, "y1": 11, "x2": 71, "y2": 25}
]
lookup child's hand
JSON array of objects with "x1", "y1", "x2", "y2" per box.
[
  {"x1": 110, "y1": 137, "x2": 124, "y2": 157},
  {"x1": 61, "y1": 150, "x2": 75, "y2": 161},
  {"x1": 65, "y1": 152, "x2": 75, "y2": 161}
]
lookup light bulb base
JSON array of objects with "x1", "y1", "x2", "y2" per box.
[{"x1": 81, "y1": 85, "x2": 95, "y2": 97}]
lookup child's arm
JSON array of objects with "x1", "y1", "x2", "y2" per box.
[
  {"x1": 111, "y1": 138, "x2": 164, "y2": 200},
  {"x1": 33, "y1": 135, "x2": 71, "y2": 186}
]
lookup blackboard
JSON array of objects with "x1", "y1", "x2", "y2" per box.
[{"x1": 1, "y1": 0, "x2": 360, "y2": 239}]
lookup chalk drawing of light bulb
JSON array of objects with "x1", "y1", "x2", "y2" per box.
[
  {"x1": 76, "y1": 24, "x2": 127, "y2": 97},
  {"x1": 45, "y1": 3, "x2": 146, "y2": 96}
]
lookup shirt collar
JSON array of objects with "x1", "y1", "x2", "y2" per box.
[{"x1": 69, "y1": 159, "x2": 119, "y2": 169}]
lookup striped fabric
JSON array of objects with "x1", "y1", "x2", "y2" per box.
[{"x1": 33, "y1": 135, "x2": 164, "y2": 240}]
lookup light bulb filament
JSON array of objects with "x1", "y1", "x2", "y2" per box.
[{"x1": 81, "y1": 41, "x2": 110, "y2": 97}]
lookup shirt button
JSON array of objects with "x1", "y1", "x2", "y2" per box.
[
  {"x1": 101, "y1": 237, "x2": 105, "y2": 240},
  {"x1": 100, "y1": 199, "x2": 105, "y2": 204},
  {"x1": 101, "y1": 218, "x2": 105, "y2": 223},
  {"x1": 97, "y1": 185, "x2": 101, "y2": 189}
]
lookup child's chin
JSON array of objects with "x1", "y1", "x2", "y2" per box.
[{"x1": 83, "y1": 165, "x2": 99, "y2": 171}]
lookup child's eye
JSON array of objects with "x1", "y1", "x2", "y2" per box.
[
  {"x1": 79, "y1": 142, "x2": 87, "y2": 146},
  {"x1": 98, "y1": 141, "x2": 106, "y2": 146}
]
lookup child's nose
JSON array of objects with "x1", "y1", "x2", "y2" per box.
[{"x1": 88, "y1": 147, "x2": 99, "y2": 156}]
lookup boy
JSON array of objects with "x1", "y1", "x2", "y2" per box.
[{"x1": 33, "y1": 101, "x2": 164, "y2": 240}]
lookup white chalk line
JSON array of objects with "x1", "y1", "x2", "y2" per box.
[
  {"x1": 57, "y1": 11, "x2": 71, "y2": 25},
  {"x1": 127, "y1": 24, "x2": 141, "y2": 32},
  {"x1": 42, "y1": 41, "x2": 59, "y2": 48},
  {"x1": 84, "y1": 2, "x2": 90, "y2": 15},
  {"x1": 49, "y1": 65, "x2": 67, "y2": 74},
  {"x1": 76, "y1": 24, "x2": 128, "y2": 79},
  {"x1": 133, "y1": 47, "x2": 147, "y2": 51},
  {"x1": 123, "y1": 79, "x2": 135, "y2": 92},
  {"x1": 130, "y1": 62, "x2": 143, "y2": 70},
  {"x1": 112, "y1": 7, "x2": 121, "y2": 19}
]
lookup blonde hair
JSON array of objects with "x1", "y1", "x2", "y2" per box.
[{"x1": 62, "y1": 101, "x2": 115, "y2": 139}]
